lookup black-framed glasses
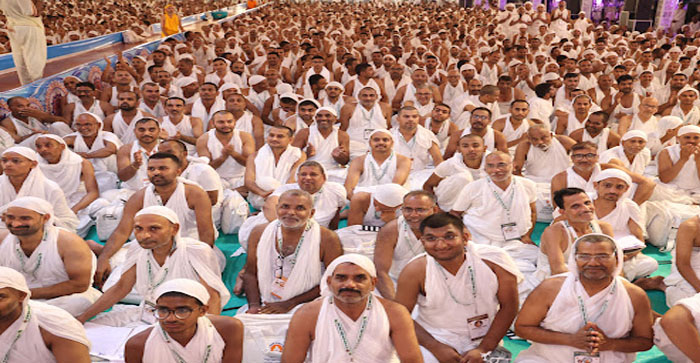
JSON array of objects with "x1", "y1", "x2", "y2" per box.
[
  {"x1": 154, "y1": 306, "x2": 194, "y2": 320},
  {"x1": 571, "y1": 153, "x2": 597, "y2": 160}
]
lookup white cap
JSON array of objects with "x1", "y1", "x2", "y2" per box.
[
  {"x1": 593, "y1": 168, "x2": 632, "y2": 186},
  {"x1": 154, "y1": 278, "x2": 210, "y2": 305}
]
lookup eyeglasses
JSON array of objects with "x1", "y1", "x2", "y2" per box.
[
  {"x1": 471, "y1": 115, "x2": 489, "y2": 120},
  {"x1": 422, "y1": 234, "x2": 460, "y2": 243},
  {"x1": 574, "y1": 253, "x2": 614, "y2": 262},
  {"x1": 153, "y1": 306, "x2": 194, "y2": 320},
  {"x1": 571, "y1": 153, "x2": 597, "y2": 160}
]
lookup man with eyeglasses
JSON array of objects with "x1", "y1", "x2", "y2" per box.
[
  {"x1": 394, "y1": 213, "x2": 521, "y2": 362},
  {"x1": 243, "y1": 189, "x2": 343, "y2": 315},
  {"x1": 374, "y1": 190, "x2": 439, "y2": 299},
  {"x1": 617, "y1": 97, "x2": 659, "y2": 137},
  {"x1": 515, "y1": 233, "x2": 654, "y2": 362},
  {"x1": 78, "y1": 206, "x2": 228, "y2": 326},
  {"x1": 125, "y1": 278, "x2": 244, "y2": 363},
  {"x1": 443, "y1": 107, "x2": 508, "y2": 159},
  {"x1": 450, "y1": 151, "x2": 538, "y2": 299}
]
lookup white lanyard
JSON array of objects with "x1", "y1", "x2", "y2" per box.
[
  {"x1": 1, "y1": 305, "x2": 32, "y2": 363},
  {"x1": 159, "y1": 324, "x2": 212, "y2": 363},
  {"x1": 487, "y1": 178, "x2": 516, "y2": 221},
  {"x1": 434, "y1": 255, "x2": 478, "y2": 309},
  {"x1": 576, "y1": 280, "x2": 617, "y2": 325},
  {"x1": 276, "y1": 221, "x2": 311, "y2": 275},
  {"x1": 332, "y1": 295, "x2": 372, "y2": 361},
  {"x1": 369, "y1": 152, "x2": 394, "y2": 183}
]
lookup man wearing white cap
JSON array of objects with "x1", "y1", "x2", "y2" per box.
[
  {"x1": 292, "y1": 106, "x2": 350, "y2": 182},
  {"x1": 0, "y1": 267, "x2": 91, "y2": 361},
  {"x1": 284, "y1": 98, "x2": 319, "y2": 133},
  {"x1": 79, "y1": 206, "x2": 228, "y2": 326},
  {"x1": 175, "y1": 77, "x2": 200, "y2": 105},
  {"x1": 339, "y1": 86, "x2": 392, "y2": 158},
  {"x1": 34, "y1": 134, "x2": 99, "y2": 237},
  {"x1": 592, "y1": 169, "x2": 660, "y2": 286},
  {"x1": 0, "y1": 146, "x2": 79, "y2": 231},
  {"x1": 243, "y1": 190, "x2": 343, "y2": 314},
  {"x1": 654, "y1": 291, "x2": 700, "y2": 362},
  {"x1": 124, "y1": 278, "x2": 244, "y2": 363},
  {"x1": 658, "y1": 125, "x2": 700, "y2": 202},
  {"x1": 666, "y1": 86, "x2": 700, "y2": 126},
  {"x1": 515, "y1": 233, "x2": 653, "y2": 362},
  {"x1": 244, "y1": 125, "x2": 306, "y2": 209},
  {"x1": 247, "y1": 74, "x2": 270, "y2": 112},
  {"x1": 395, "y1": 212, "x2": 521, "y2": 362},
  {"x1": 600, "y1": 130, "x2": 651, "y2": 175},
  {"x1": 348, "y1": 183, "x2": 409, "y2": 228},
  {"x1": 63, "y1": 112, "x2": 122, "y2": 191},
  {"x1": 344, "y1": 129, "x2": 411, "y2": 199},
  {"x1": 320, "y1": 81, "x2": 355, "y2": 118},
  {"x1": 451, "y1": 151, "x2": 538, "y2": 294},
  {"x1": 0, "y1": 197, "x2": 101, "y2": 316},
  {"x1": 282, "y1": 254, "x2": 423, "y2": 362},
  {"x1": 160, "y1": 97, "x2": 204, "y2": 155}
]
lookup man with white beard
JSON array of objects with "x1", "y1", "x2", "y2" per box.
[{"x1": 514, "y1": 124, "x2": 575, "y2": 183}]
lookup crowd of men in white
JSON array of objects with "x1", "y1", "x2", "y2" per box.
[{"x1": 3, "y1": 0, "x2": 700, "y2": 361}]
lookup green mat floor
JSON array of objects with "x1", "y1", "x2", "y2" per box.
[{"x1": 84, "y1": 221, "x2": 675, "y2": 362}]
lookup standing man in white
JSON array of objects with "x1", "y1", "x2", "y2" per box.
[{"x1": 0, "y1": 0, "x2": 46, "y2": 84}]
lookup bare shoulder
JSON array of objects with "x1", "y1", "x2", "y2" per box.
[
  {"x1": 209, "y1": 315, "x2": 244, "y2": 337},
  {"x1": 401, "y1": 255, "x2": 427, "y2": 275},
  {"x1": 56, "y1": 228, "x2": 88, "y2": 249},
  {"x1": 319, "y1": 226, "x2": 339, "y2": 241},
  {"x1": 534, "y1": 275, "x2": 567, "y2": 296},
  {"x1": 377, "y1": 296, "x2": 411, "y2": 321},
  {"x1": 125, "y1": 327, "x2": 153, "y2": 351},
  {"x1": 620, "y1": 278, "x2": 651, "y2": 307}
]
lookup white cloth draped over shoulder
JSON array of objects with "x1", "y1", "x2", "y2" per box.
[
  {"x1": 357, "y1": 152, "x2": 398, "y2": 188},
  {"x1": 206, "y1": 129, "x2": 245, "y2": 188},
  {"x1": 143, "y1": 316, "x2": 225, "y2": 363},
  {"x1": 388, "y1": 216, "x2": 425, "y2": 281},
  {"x1": 600, "y1": 146, "x2": 651, "y2": 175},
  {"x1": 254, "y1": 144, "x2": 303, "y2": 186},
  {"x1": 38, "y1": 141, "x2": 84, "y2": 204},
  {"x1": 256, "y1": 219, "x2": 322, "y2": 303},
  {"x1": 415, "y1": 243, "x2": 522, "y2": 360},
  {"x1": 310, "y1": 293, "x2": 397, "y2": 363},
  {"x1": 523, "y1": 137, "x2": 571, "y2": 183},
  {"x1": 66, "y1": 129, "x2": 121, "y2": 173},
  {"x1": 391, "y1": 125, "x2": 439, "y2": 172},
  {"x1": 110, "y1": 110, "x2": 144, "y2": 145},
  {"x1": 566, "y1": 164, "x2": 601, "y2": 194},
  {"x1": 143, "y1": 178, "x2": 206, "y2": 241}
]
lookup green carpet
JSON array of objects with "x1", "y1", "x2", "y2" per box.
[{"x1": 85, "y1": 221, "x2": 676, "y2": 361}]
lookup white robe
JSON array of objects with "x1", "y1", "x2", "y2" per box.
[
  {"x1": 582, "y1": 128, "x2": 611, "y2": 156},
  {"x1": 66, "y1": 130, "x2": 121, "y2": 190},
  {"x1": 347, "y1": 103, "x2": 388, "y2": 157},
  {"x1": 565, "y1": 164, "x2": 602, "y2": 194},
  {"x1": 38, "y1": 147, "x2": 84, "y2": 206},
  {"x1": 0, "y1": 301, "x2": 90, "y2": 362},
  {"x1": 654, "y1": 293, "x2": 700, "y2": 363},
  {"x1": 143, "y1": 316, "x2": 225, "y2": 363},
  {"x1": 191, "y1": 98, "x2": 225, "y2": 126},
  {"x1": 665, "y1": 245, "x2": 700, "y2": 307},
  {"x1": 254, "y1": 144, "x2": 302, "y2": 187},
  {"x1": 143, "y1": 178, "x2": 206, "y2": 240},
  {"x1": 160, "y1": 115, "x2": 196, "y2": 154},
  {"x1": 388, "y1": 216, "x2": 425, "y2": 282},
  {"x1": 310, "y1": 293, "x2": 397, "y2": 363},
  {"x1": 501, "y1": 117, "x2": 530, "y2": 153},
  {"x1": 272, "y1": 182, "x2": 346, "y2": 228},
  {"x1": 433, "y1": 154, "x2": 483, "y2": 212},
  {"x1": 391, "y1": 126, "x2": 439, "y2": 172},
  {"x1": 111, "y1": 110, "x2": 145, "y2": 146},
  {"x1": 0, "y1": 226, "x2": 101, "y2": 316},
  {"x1": 523, "y1": 138, "x2": 571, "y2": 183},
  {"x1": 205, "y1": 129, "x2": 245, "y2": 188},
  {"x1": 121, "y1": 141, "x2": 159, "y2": 192},
  {"x1": 357, "y1": 152, "x2": 398, "y2": 189},
  {"x1": 600, "y1": 146, "x2": 651, "y2": 175},
  {"x1": 660, "y1": 144, "x2": 700, "y2": 196}
]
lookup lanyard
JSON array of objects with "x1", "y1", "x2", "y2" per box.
[
  {"x1": 2, "y1": 305, "x2": 32, "y2": 363},
  {"x1": 159, "y1": 324, "x2": 212, "y2": 363},
  {"x1": 276, "y1": 221, "x2": 311, "y2": 274},
  {"x1": 435, "y1": 256, "x2": 477, "y2": 307},
  {"x1": 359, "y1": 104, "x2": 376, "y2": 129},
  {"x1": 487, "y1": 178, "x2": 516, "y2": 221},
  {"x1": 369, "y1": 152, "x2": 394, "y2": 183},
  {"x1": 576, "y1": 280, "x2": 617, "y2": 325},
  {"x1": 147, "y1": 258, "x2": 170, "y2": 293},
  {"x1": 402, "y1": 219, "x2": 422, "y2": 255},
  {"x1": 333, "y1": 294, "x2": 373, "y2": 361},
  {"x1": 14, "y1": 230, "x2": 47, "y2": 279}
]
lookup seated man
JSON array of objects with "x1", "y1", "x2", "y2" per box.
[
  {"x1": 532, "y1": 188, "x2": 614, "y2": 296},
  {"x1": 160, "y1": 96, "x2": 204, "y2": 155},
  {"x1": 282, "y1": 254, "x2": 423, "y2": 362},
  {"x1": 658, "y1": 125, "x2": 700, "y2": 203},
  {"x1": 78, "y1": 206, "x2": 229, "y2": 326},
  {"x1": 284, "y1": 98, "x2": 319, "y2": 133},
  {"x1": 35, "y1": 134, "x2": 99, "y2": 237},
  {"x1": 103, "y1": 91, "x2": 154, "y2": 146},
  {"x1": 0, "y1": 267, "x2": 91, "y2": 362},
  {"x1": 244, "y1": 125, "x2": 306, "y2": 209},
  {"x1": 116, "y1": 117, "x2": 161, "y2": 192},
  {"x1": 64, "y1": 112, "x2": 122, "y2": 192},
  {"x1": 0, "y1": 146, "x2": 79, "y2": 231},
  {"x1": 0, "y1": 96, "x2": 72, "y2": 146},
  {"x1": 665, "y1": 215, "x2": 700, "y2": 306},
  {"x1": 515, "y1": 234, "x2": 654, "y2": 362},
  {"x1": 339, "y1": 86, "x2": 392, "y2": 158},
  {"x1": 514, "y1": 124, "x2": 575, "y2": 183},
  {"x1": 0, "y1": 197, "x2": 101, "y2": 316},
  {"x1": 450, "y1": 151, "x2": 538, "y2": 284},
  {"x1": 443, "y1": 107, "x2": 508, "y2": 159},
  {"x1": 655, "y1": 292, "x2": 700, "y2": 362},
  {"x1": 348, "y1": 183, "x2": 409, "y2": 228},
  {"x1": 344, "y1": 129, "x2": 411, "y2": 199},
  {"x1": 592, "y1": 169, "x2": 660, "y2": 287},
  {"x1": 125, "y1": 279, "x2": 244, "y2": 363},
  {"x1": 423, "y1": 133, "x2": 486, "y2": 212},
  {"x1": 391, "y1": 106, "x2": 443, "y2": 189},
  {"x1": 196, "y1": 110, "x2": 255, "y2": 191},
  {"x1": 243, "y1": 190, "x2": 343, "y2": 314},
  {"x1": 95, "y1": 153, "x2": 215, "y2": 287},
  {"x1": 292, "y1": 107, "x2": 350, "y2": 183},
  {"x1": 225, "y1": 92, "x2": 264, "y2": 150},
  {"x1": 492, "y1": 99, "x2": 535, "y2": 152},
  {"x1": 423, "y1": 102, "x2": 458, "y2": 153},
  {"x1": 395, "y1": 213, "x2": 521, "y2": 363},
  {"x1": 569, "y1": 111, "x2": 620, "y2": 156},
  {"x1": 62, "y1": 81, "x2": 113, "y2": 124},
  {"x1": 374, "y1": 191, "x2": 439, "y2": 299},
  {"x1": 600, "y1": 130, "x2": 651, "y2": 175}
]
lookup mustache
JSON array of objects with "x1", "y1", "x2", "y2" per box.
[{"x1": 339, "y1": 288, "x2": 361, "y2": 294}]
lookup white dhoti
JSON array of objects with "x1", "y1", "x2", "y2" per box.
[
  {"x1": 8, "y1": 25, "x2": 47, "y2": 84},
  {"x1": 653, "y1": 293, "x2": 700, "y2": 363},
  {"x1": 665, "y1": 247, "x2": 700, "y2": 307}
]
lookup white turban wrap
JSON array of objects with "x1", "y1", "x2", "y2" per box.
[
  {"x1": 678, "y1": 125, "x2": 700, "y2": 137},
  {"x1": 176, "y1": 77, "x2": 198, "y2": 88},
  {"x1": 459, "y1": 63, "x2": 476, "y2": 72},
  {"x1": 621, "y1": 130, "x2": 648, "y2": 142},
  {"x1": 593, "y1": 168, "x2": 632, "y2": 186},
  {"x1": 315, "y1": 106, "x2": 337, "y2": 118},
  {"x1": 679, "y1": 86, "x2": 700, "y2": 98},
  {"x1": 367, "y1": 129, "x2": 393, "y2": 142},
  {"x1": 219, "y1": 83, "x2": 240, "y2": 94},
  {"x1": 2, "y1": 196, "x2": 54, "y2": 216},
  {"x1": 248, "y1": 75, "x2": 266, "y2": 86},
  {"x1": 36, "y1": 134, "x2": 67, "y2": 147},
  {"x1": 320, "y1": 253, "x2": 377, "y2": 297},
  {"x1": 2, "y1": 146, "x2": 38, "y2": 161},
  {"x1": 135, "y1": 205, "x2": 179, "y2": 224},
  {"x1": 0, "y1": 266, "x2": 31, "y2": 299},
  {"x1": 567, "y1": 233, "x2": 624, "y2": 277},
  {"x1": 374, "y1": 183, "x2": 409, "y2": 207},
  {"x1": 658, "y1": 116, "x2": 683, "y2": 136},
  {"x1": 154, "y1": 278, "x2": 210, "y2": 305},
  {"x1": 325, "y1": 81, "x2": 344, "y2": 91}
]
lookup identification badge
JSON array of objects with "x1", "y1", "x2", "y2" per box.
[
  {"x1": 270, "y1": 277, "x2": 287, "y2": 300},
  {"x1": 363, "y1": 128, "x2": 374, "y2": 140},
  {"x1": 501, "y1": 222, "x2": 520, "y2": 241},
  {"x1": 573, "y1": 351, "x2": 600, "y2": 363},
  {"x1": 467, "y1": 314, "x2": 490, "y2": 341},
  {"x1": 140, "y1": 300, "x2": 157, "y2": 324}
]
